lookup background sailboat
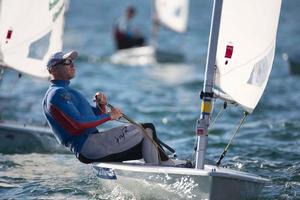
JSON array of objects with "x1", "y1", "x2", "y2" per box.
[
  {"x1": 152, "y1": 0, "x2": 189, "y2": 63},
  {"x1": 0, "y1": 0, "x2": 65, "y2": 79},
  {"x1": 109, "y1": 0, "x2": 189, "y2": 66},
  {"x1": 0, "y1": 0, "x2": 67, "y2": 153},
  {"x1": 93, "y1": 0, "x2": 282, "y2": 199}
]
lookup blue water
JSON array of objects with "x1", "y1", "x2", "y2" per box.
[{"x1": 1, "y1": 0, "x2": 300, "y2": 199}]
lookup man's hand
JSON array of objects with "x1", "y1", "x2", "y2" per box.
[
  {"x1": 109, "y1": 107, "x2": 123, "y2": 120},
  {"x1": 94, "y1": 92, "x2": 107, "y2": 105}
]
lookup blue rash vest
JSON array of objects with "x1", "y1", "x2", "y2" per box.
[{"x1": 42, "y1": 80, "x2": 111, "y2": 156}]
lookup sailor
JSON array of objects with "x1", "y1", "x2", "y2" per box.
[
  {"x1": 42, "y1": 50, "x2": 172, "y2": 165},
  {"x1": 113, "y1": 6, "x2": 146, "y2": 50}
]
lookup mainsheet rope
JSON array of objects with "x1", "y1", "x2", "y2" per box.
[{"x1": 210, "y1": 101, "x2": 227, "y2": 129}]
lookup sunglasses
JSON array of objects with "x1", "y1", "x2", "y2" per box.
[
  {"x1": 62, "y1": 59, "x2": 73, "y2": 65},
  {"x1": 53, "y1": 59, "x2": 73, "y2": 67}
]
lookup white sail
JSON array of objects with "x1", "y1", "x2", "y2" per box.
[
  {"x1": 155, "y1": 0, "x2": 189, "y2": 33},
  {"x1": 0, "y1": 0, "x2": 65, "y2": 79},
  {"x1": 214, "y1": 0, "x2": 282, "y2": 113}
]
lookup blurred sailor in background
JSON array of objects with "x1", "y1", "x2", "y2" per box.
[{"x1": 113, "y1": 6, "x2": 146, "y2": 50}]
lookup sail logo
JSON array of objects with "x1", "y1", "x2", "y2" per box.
[
  {"x1": 5, "y1": 29, "x2": 13, "y2": 44},
  {"x1": 225, "y1": 45, "x2": 233, "y2": 58},
  {"x1": 49, "y1": 0, "x2": 60, "y2": 10},
  {"x1": 49, "y1": 0, "x2": 64, "y2": 22},
  {"x1": 224, "y1": 45, "x2": 234, "y2": 65},
  {"x1": 52, "y1": 4, "x2": 64, "y2": 22}
]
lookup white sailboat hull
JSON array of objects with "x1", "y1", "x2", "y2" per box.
[
  {"x1": 109, "y1": 46, "x2": 156, "y2": 66},
  {"x1": 109, "y1": 46, "x2": 185, "y2": 66},
  {"x1": 0, "y1": 121, "x2": 67, "y2": 153},
  {"x1": 93, "y1": 161, "x2": 269, "y2": 200}
]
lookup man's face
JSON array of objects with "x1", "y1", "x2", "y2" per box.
[
  {"x1": 127, "y1": 10, "x2": 135, "y2": 19},
  {"x1": 64, "y1": 59, "x2": 76, "y2": 79},
  {"x1": 50, "y1": 59, "x2": 76, "y2": 80}
]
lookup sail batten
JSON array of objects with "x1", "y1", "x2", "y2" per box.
[
  {"x1": 0, "y1": 0, "x2": 65, "y2": 79},
  {"x1": 214, "y1": 0, "x2": 282, "y2": 113}
]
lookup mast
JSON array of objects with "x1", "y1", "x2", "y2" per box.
[{"x1": 195, "y1": 0, "x2": 223, "y2": 169}]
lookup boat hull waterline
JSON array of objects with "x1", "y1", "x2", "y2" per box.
[{"x1": 92, "y1": 161, "x2": 269, "y2": 200}]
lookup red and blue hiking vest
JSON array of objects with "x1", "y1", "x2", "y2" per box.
[{"x1": 42, "y1": 80, "x2": 111, "y2": 156}]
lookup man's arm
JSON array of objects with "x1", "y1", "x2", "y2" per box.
[
  {"x1": 48, "y1": 89, "x2": 111, "y2": 136},
  {"x1": 92, "y1": 92, "x2": 107, "y2": 115}
]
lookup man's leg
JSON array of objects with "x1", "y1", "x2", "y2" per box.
[
  {"x1": 79, "y1": 124, "x2": 161, "y2": 164},
  {"x1": 141, "y1": 123, "x2": 169, "y2": 161},
  {"x1": 141, "y1": 126, "x2": 159, "y2": 164},
  {"x1": 78, "y1": 141, "x2": 143, "y2": 163},
  {"x1": 79, "y1": 125, "x2": 144, "y2": 163}
]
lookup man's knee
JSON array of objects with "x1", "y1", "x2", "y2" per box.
[
  {"x1": 141, "y1": 123, "x2": 159, "y2": 140},
  {"x1": 141, "y1": 123, "x2": 155, "y2": 133}
]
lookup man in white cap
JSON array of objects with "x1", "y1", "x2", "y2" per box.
[{"x1": 42, "y1": 51, "x2": 172, "y2": 165}]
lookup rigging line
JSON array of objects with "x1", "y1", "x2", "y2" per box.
[
  {"x1": 216, "y1": 111, "x2": 249, "y2": 167},
  {"x1": 192, "y1": 101, "x2": 227, "y2": 161},
  {"x1": 115, "y1": 119, "x2": 129, "y2": 123},
  {"x1": 210, "y1": 101, "x2": 227, "y2": 129}
]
